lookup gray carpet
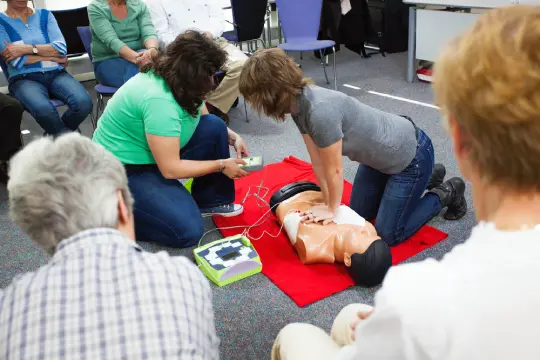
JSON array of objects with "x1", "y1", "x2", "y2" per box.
[{"x1": 0, "y1": 48, "x2": 476, "y2": 359}]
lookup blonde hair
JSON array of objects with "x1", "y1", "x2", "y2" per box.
[
  {"x1": 433, "y1": 5, "x2": 540, "y2": 191},
  {"x1": 239, "y1": 48, "x2": 312, "y2": 121}
]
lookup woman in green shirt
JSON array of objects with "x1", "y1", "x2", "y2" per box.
[
  {"x1": 88, "y1": 0, "x2": 159, "y2": 88},
  {"x1": 93, "y1": 31, "x2": 249, "y2": 248}
]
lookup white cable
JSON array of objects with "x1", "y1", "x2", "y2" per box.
[{"x1": 196, "y1": 159, "x2": 341, "y2": 248}]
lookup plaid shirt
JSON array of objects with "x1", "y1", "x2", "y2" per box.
[{"x1": 0, "y1": 228, "x2": 220, "y2": 359}]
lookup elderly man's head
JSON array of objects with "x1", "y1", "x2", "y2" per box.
[
  {"x1": 433, "y1": 5, "x2": 540, "y2": 216},
  {"x1": 7, "y1": 133, "x2": 134, "y2": 255}
]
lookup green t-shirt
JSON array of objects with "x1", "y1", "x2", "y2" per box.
[
  {"x1": 88, "y1": 0, "x2": 157, "y2": 63},
  {"x1": 93, "y1": 72, "x2": 201, "y2": 165}
]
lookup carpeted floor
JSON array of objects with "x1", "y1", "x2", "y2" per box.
[{"x1": 0, "y1": 48, "x2": 476, "y2": 359}]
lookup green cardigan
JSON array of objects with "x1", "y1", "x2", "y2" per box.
[{"x1": 88, "y1": 0, "x2": 157, "y2": 63}]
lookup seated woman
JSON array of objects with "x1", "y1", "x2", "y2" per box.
[
  {"x1": 93, "y1": 31, "x2": 249, "y2": 248},
  {"x1": 0, "y1": 1, "x2": 93, "y2": 135},
  {"x1": 240, "y1": 49, "x2": 467, "y2": 247},
  {"x1": 88, "y1": 0, "x2": 159, "y2": 88}
]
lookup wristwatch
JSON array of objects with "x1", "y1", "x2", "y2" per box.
[{"x1": 32, "y1": 44, "x2": 38, "y2": 54}]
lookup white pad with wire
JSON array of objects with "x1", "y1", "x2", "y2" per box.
[{"x1": 333, "y1": 206, "x2": 366, "y2": 227}]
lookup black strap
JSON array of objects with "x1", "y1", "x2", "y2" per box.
[
  {"x1": 124, "y1": 164, "x2": 159, "y2": 176},
  {"x1": 399, "y1": 115, "x2": 419, "y2": 141}
]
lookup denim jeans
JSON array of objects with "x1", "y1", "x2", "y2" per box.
[
  {"x1": 9, "y1": 69, "x2": 93, "y2": 135},
  {"x1": 94, "y1": 57, "x2": 139, "y2": 88},
  {"x1": 349, "y1": 129, "x2": 441, "y2": 246},
  {"x1": 127, "y1": 114, "x2": 234, "y2": 248}
]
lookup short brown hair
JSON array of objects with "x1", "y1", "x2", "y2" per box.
[
  {"x1": 141, "y1": 31, "x2": 227, "y2": 117},
  {"x1": 433, "y1": 5, "x2": 540, "y2": 191},
  {"x1": 239, "y1": 48, "x2": 311, "y2": 121}
]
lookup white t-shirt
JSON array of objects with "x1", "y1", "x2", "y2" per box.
[{"x1": 338, "y1": 222, "x2": 540, "y2": 360}]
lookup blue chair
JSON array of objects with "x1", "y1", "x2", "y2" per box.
[
  {"x1": 275, "y1": 0, "x2": 337, "y2": 89},
  {"x1": 77, "y1": 26, "x2": 118, "y2": 128},
  {"x1": 223, "y1": 0, "x2": 268, "y2": 52}
]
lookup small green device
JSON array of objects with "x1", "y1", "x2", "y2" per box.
[
  {"x1": 193, "y1": 234, "x2": 262, "y2": 287},
  {"x1": 239, "y1": 156, "x2": 264, "y2": 172}
]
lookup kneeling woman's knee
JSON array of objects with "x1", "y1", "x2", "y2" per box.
[
  {"x1": 178, "y1": 219, "x2": 205, "y2": 248},
  {"x1": 201, "y1": 114, "x2": 228, "y2": 134},
  {"x1": 380, "y1": 232, "x2": 406, "y2": 247}
]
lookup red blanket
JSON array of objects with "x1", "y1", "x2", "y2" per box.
[{"x1": 214, "y1": 157, "x2": 448, "y2": 307}]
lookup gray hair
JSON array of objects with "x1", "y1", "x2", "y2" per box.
[{"x1": 8, "y1": 133, "x2": 133, "y2": 255}]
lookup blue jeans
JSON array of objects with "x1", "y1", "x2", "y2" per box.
[
  {"x1": 9, "y1": 69, "x2": 93, "y2": 135},
  {"x1": 127, "y1": 114, "x2": 234, "y2": 248},
  {"x1": 349, "y1": 129, "x2": 441, "y2": 246},
  {"x1": 94, "y1": 57, "x2": 139, "y2": 88}
]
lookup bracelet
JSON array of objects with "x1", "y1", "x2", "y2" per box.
[{"x1": 219, "y1": 159, "x2": 224, "y2": 173}]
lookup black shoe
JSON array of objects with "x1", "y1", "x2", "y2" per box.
[
  {"x1": 429, "y1": 177, "x2": 467, "y2": 220},
  {"x1": 426, "y1": 163, "x2": 446, "y2": 190},
  {"x1": 0, "y1": 162, "x2": 8, "y2": 185}
]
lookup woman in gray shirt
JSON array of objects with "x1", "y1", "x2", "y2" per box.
[{"x1": 239, "y1": 49, "x2": 467, "y2": 246}]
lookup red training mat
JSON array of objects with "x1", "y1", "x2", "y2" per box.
[{"x1": 213, "y1": 156, "x2": 448, "y2": 307}]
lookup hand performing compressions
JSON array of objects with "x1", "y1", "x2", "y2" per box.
[{"x1": 301, "y1": 204, "x2": 336, "y2": 225}]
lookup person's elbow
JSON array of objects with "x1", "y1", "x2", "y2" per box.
[
  {"x1": 159, "y1": 167, "x2": 177, "y2": 180},
  {"x1": 51, "y1": 41, "x2": 67, "y2": 57}
]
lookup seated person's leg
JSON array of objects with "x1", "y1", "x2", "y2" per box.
[
  {"x1": 127, "y1": 168, "x2": 204, "y2": 248},
  {"x1": 180, "y1": 114, "x2": 239, "y2": 215},
  {"x1": 330, "y1": 304, "x2": 374, "y2": 346},
  {"x1": 94, "y1": 57, "x2": 139, "y2": 88},
  {"x1": 272, "y1": 323, "x2": 340, "y2": 360},
  {"x1": 206, "y1": 42, "x2": 248, "y2": 119},
  {"x1": 49, "y1": 71, "x2": 93, "y2": 131},
  {"x1": 9, "y1": 77, "x2": 69, "y2": 135},
  {"x1": 0, "y1": 94, "x2": 24, "y2": 183}
]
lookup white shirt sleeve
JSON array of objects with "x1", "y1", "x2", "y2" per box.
[
  {"x1": 144, "y1": 0, "x2": 178, "y2": 48},
  {"x1": 336, "y1": 258, "x2": 450, "y2": 360}
]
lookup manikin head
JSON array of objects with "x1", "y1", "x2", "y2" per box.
[
  {"x1": 271, "y1": 183, "x2": 392, "y2": 287},
  {"x1": 239, "y1": 48, "x2": 311, "y2": 121},
  {"x1": 8, "y1": 133, "x2": 135, "y2": 255},
  {"x1": 433, "y1": 5, "x2": 540, "y2": 223}
]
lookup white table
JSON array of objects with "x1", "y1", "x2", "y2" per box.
[{"x1": 404, "y1": 0, "x2": 521, "y2": 82}]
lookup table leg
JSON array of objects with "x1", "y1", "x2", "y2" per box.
[
  {"x1": 277, "y1": 10, "x2": 282, "y2": 44},
  {"x1": 407, "y1": 7, "x2": 417, "y2": 83},
  {"x1": 266, "y1": 3, "x2": 272, "y2": 47}
]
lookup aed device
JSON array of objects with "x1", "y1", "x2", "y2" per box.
[
  {"x1": 239, "y1": 156, "x2": 264, "y2": 172},
  {"x1": 193, "y1": 234, "x2": 262, "y2": 287}
]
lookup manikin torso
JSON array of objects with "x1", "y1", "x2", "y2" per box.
[{"x1": 275, "y1": 191, "x2": 381, "y2": 264}]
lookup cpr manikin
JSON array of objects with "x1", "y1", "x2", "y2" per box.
[{"x1": 270, "y1": 182, "x2": 392, "y2": 287}]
